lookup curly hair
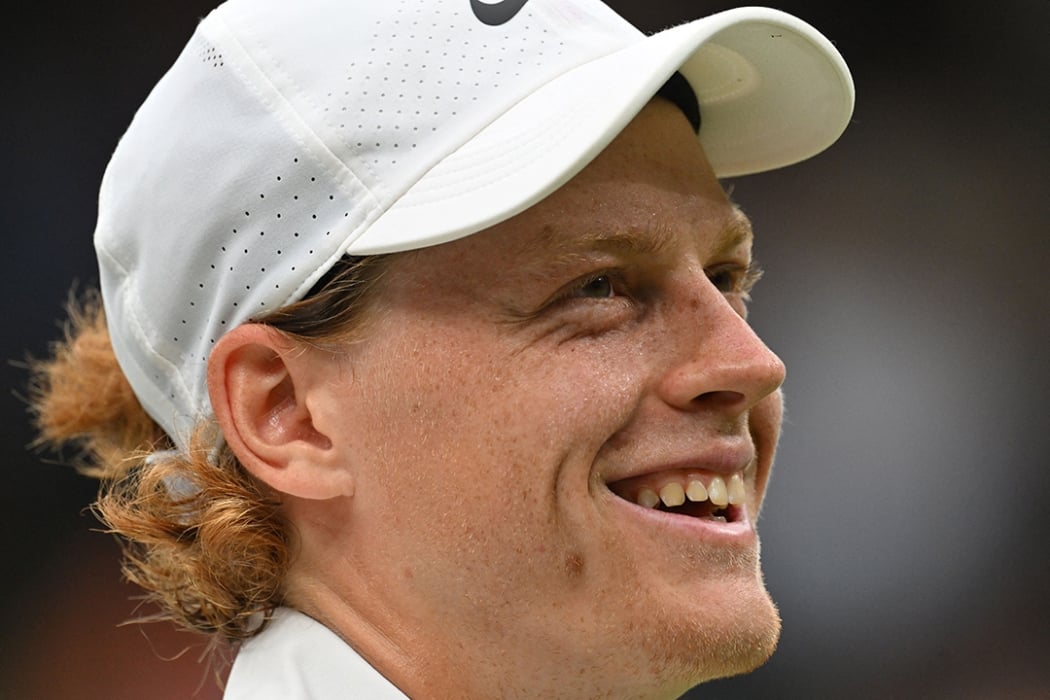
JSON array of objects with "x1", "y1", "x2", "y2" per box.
[{"x1": 29, "y1": 254, "x2": 392, "y2": 642}]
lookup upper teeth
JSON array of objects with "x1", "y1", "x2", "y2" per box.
[
  {"x1": 636, "y1": 474, "x2": 745, "y2": 509},
  {"x1": 659, "y1": 483, "x2": 685, "y2": 507}
]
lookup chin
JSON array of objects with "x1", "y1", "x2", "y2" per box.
[
  {"x1": 702, "y1": 592, "x2": 781, "y2": 681},
  {"x1": 642, "y1": 576, "x2": 782, "y2": 696}
]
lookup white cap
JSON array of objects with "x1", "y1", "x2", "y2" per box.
[{"x1": 95, "y1": 0, "x2": 854, "y2": 448}]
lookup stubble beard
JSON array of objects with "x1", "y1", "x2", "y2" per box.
[{"x1": 631, "y1": 546, "x2": 782, "y2": 698}]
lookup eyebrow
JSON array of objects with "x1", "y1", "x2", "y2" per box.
[
  {"x1": 528, "y1": 206, "x2": 755, "y2": 264},
  {"x1": 532, "y1": 224, "x2": 674, "y2": 262},
  {"x1": 716, "y1": 208, "x2": 756, "y2": 253}
]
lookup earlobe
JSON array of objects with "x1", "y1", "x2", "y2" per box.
[{"x1": 207, "y1": 324, "x2": 353, "y2": 500}]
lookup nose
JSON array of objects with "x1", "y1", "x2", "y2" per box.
[{"x1": 659, "y1": 283, "x2": 786, "y2": 417}]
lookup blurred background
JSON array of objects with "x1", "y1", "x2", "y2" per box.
[{"x1": 3, "y1": 1, "x2": 1047, "y2": 697}]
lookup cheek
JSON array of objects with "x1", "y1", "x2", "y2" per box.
[
  {"x1": 347, "y1": 334, "x2": 642, "y2": 546},
  {"x1": 378, "y1": 336, "x2": 639, "y2": 459},
  {"x1": 342, "y1": 310, "x2": 653, "y2": 509},
  {"x1": 344, "y1": 333, "x2": 540, "y2": 504}
]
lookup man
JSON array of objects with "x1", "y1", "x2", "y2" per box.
[{"x1": 33, "y1": 0, "x2": 853, "y2": 697}]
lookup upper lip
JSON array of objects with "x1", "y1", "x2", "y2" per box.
[{"x1": 601, "y1": 441, "x2": 756, "y2": 487}]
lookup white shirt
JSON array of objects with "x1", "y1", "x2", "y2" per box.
[{"x1": 224, "y1": 607, "x2": 409, "y2": 699}]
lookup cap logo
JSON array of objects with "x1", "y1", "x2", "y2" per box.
[{"x1": 470, "y1": 0, "x2": 529, "y2": 26}]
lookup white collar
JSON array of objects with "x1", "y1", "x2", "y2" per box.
[{"x1": 224, "y1": 607, "x2": 409, "y2": 699}]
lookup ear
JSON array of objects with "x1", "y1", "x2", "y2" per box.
[{"x1": 207, "y1": 323, "x2": 353, "y2": 500}]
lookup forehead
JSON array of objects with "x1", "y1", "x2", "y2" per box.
[{"x1": 391, "y1": 100, "x2": 748, "y2": 278}]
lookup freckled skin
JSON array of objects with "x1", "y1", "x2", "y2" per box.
[{"x1": 281, "y1": 99, "x2": 786, "y2": 699}]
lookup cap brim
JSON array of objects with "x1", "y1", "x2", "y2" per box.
[{"x1": 348, "y1": 7, "x2": 854, "y2": 255}]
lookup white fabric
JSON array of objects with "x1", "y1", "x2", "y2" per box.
[{"x1": 225, "y1": 607, "x2": 409, "y2": 699}]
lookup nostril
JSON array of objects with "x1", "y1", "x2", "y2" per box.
[{"x1": 692, "y1": 389, "x2": 747, "y2": 410}]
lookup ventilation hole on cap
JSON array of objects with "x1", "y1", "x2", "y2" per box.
[{"x1": 276, "y1": 176, "x2": 282, "y2": 181}]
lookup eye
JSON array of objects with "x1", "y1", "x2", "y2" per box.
[
  {"x1": 571, "y1": 273, "x2": 616, "y2": 299},
  {"x1": 543, "y1": 269, "x2": 639, "y2": 334},
  {"x1": 707, "y1": 268, "x2": 738, "y2": 294},
  {"x1": 707, "y1": 261, "x2": 764, "y2": 298}
]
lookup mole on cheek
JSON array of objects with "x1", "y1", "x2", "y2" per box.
[{"x1": 565, "y1": 552, "x2": 585, "y2": 578}]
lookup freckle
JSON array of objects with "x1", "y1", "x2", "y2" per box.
[
  {"x1": 403, "y1": 566, "x2": 414, "y2": 580},
  {"x1": 565, "y1": 552, "x2": 584, "y2": 577}
]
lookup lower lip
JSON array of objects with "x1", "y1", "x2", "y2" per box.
[{"x1": 604, "y1": 489, "x2": 757, "y2": 546}]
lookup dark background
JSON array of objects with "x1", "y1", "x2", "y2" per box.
[{"x1": 3, "y1": 1, "x2": 1048, "y2": 697}]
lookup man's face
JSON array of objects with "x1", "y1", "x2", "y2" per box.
[{"x1": 297, "y1": 99, "x2": 786, "y2": 698}]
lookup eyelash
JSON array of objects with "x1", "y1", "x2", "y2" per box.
[
  {"x1": 551, "y1": 259, "x2": 764, "y2": 323},
  {"x1": 566, "y1": 262, "x2": 762, "y2": 298},
  {"x1": 707, "y1": 261, "x2": 764, "y2": 300}
]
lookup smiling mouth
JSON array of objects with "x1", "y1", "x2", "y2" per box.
[{"x1": 608, "y1": 473, "x2": 747, "y2": 524}]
